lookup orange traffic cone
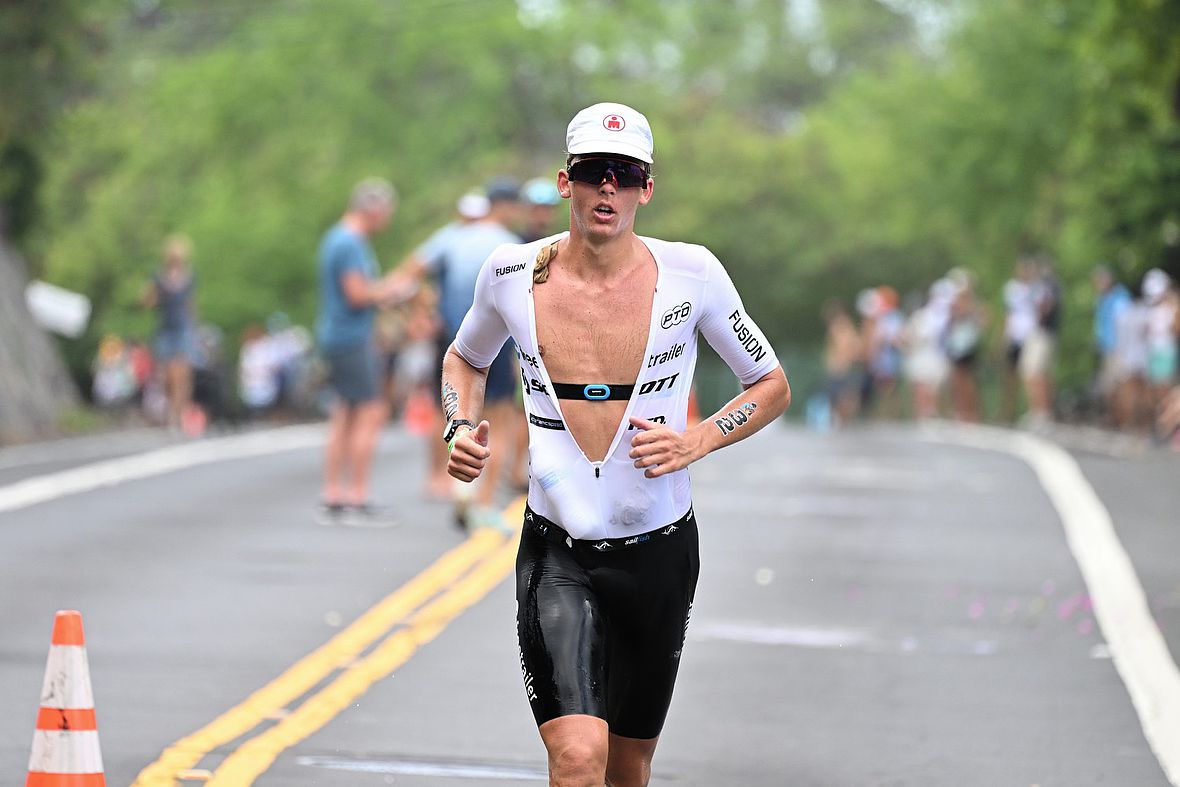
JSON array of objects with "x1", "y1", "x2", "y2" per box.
[{"x1": 26, "y1": 610, "x2": 106, "y2": 786}]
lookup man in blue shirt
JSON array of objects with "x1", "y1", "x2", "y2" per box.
[{"x1": 316, "y1": 178, "x2": 400, "y2": 525}]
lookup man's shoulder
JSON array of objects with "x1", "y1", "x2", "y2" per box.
[
  {"x1": 320, "y1": 223, "x2": 365, "y2": 256},
  {"x1": 642, "y1": 235, "x2": 717, "y2": 282}
]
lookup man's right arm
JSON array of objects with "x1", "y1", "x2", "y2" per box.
[{"x1": 442, "y1": 346, "x2": 491, "y2": 482}]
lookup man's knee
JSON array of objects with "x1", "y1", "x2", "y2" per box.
[
  {"x1": 605, "y1": 754, "x2": 652, "y2": 787},
  {"x1": 548, "y1": 739, "x2": 607, "y2": 785},
  {"x1": 605, "y1": 735, "x2": 656, "y2": 787}
]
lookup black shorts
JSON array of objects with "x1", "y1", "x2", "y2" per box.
[{"x1": 516, "y1": 506, "x2": 699, "y2": 740}]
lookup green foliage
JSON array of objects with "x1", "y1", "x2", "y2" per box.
[
  {"x1": 0, "y1": 0, "x2": 107, "y2": 239},
  {"x1": 20, "y1": 0, "x2": 1180, "y2": 402}
]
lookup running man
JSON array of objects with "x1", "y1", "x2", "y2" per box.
[{"x1": 442, "y1": 103, "x2": 791, "y2": 786}]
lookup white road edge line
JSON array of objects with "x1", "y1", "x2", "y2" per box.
[
  {"x1": 0, "y1": 424, "x2": 324, "y2": 515},
  {"x1": 922, "y1": 422, "x2": 1180, "y2": 787}
]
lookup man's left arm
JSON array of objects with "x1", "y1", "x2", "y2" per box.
[
  {"x1": 629, "y1": 368, "x2": 789, "y2": 478},
  {"x1": 629, "y1": 253, "x2": 790, "y2": 478}
]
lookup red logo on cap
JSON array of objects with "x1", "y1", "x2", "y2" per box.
[{"x1": 603, "y1": 115, "x2": 626, "y2": 131}]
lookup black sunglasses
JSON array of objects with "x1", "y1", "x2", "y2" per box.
[{"x1": 567, "y1": 158, "x2": 650, "y2": 189}]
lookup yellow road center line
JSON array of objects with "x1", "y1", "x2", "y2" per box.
[
  {"x1": 206, "y1": 528, "x2": 523, "y2": 785},
  {"x1": 131, "y1": 525, "x2": 506, "y2": 787}
]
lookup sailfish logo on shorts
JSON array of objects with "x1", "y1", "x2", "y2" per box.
[{"x1": 592, "y1": 541, "x2": 612, "y2": 552}]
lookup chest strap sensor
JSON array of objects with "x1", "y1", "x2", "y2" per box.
[{"x1": 551, "y1": 383, "x2": 634, "y2": 401}]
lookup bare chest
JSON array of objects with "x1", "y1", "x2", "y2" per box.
[{"x1": 533, "y1": 275, "x2": 656, "y2": 384}]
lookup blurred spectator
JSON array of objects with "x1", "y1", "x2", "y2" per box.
[
  {"x1": 92, "y1": 334, "x2": 138, "y2": 411},
  {"x1": 1000, "y1": 258, "x2": 1038, "y2": 423},
  {"x1": 396, "y1": 177, "x2": 523, "y2": 529},
  {"x1": 1158, "y1": 386, "x2": 1180, "y2": 449},
  {"x1": 128, "y1": 339, "x2": 153, "y2": 397},
  {"x1": 315, "y1": 177, "x2": 402, "y2": 525},
  {"x1": 239, "y1": 323, "x2": 280, "y2": 418},
  {"x1": 392, "y1": 189, "x2": 490, "y2": 500},
  {"x1": 824, "y1": 260, "x2": 1174, "y2": 442},
  {"x1": 863, "y1": 286, "x2": 904, "y2": 419},
  {"x1": 855, "y1": 288, "x2": 880, "y2": 414},
  {"x1": 395, "y1": 286, "x2": 443, "y2": 436},
  {"x1": 823, "y1": 298, "x2": 863, "y2": 426},
  {"x1": 1143, "y1": 268, "x2": 1180, "y2": 422},
  {"x1": 374, "y1": 300, "x2": 410, "y2": 413},
  {"x1": 1113, "y1": 286, "x2": 1151, "y2": 430},
  {"x1": 142, "y1": 234, "x2": 198, "y2": 432},
  {"x1": 945, "y1": 269, "x2": 985, "y2": 422},
  {"x1": 259, "y1": 311, "x2": 315, "y2": 416},
  {"x1": 903, "y1": 283, "x2": 950, "y2": 419},
  {"x1": 236, "y1": 315, "x2": 314, "y2": 421},
  {"x1": 520, "y1": 176, "x2": 562, "y2": 243},
  {"x1": 1020, "y1": 256, "x2": 1060, "y2": 424},
  {"x1": 1091, "y1": 264, "x2": 1134, "y2": 427},
  {"x1": 190, "y1": 323, "x2": 232, "y2": 431}
]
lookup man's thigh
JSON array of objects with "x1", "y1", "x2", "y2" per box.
[
  {"x1": 516, "y1": 527, "x2": 609, "y2": 726},
  {"x1": 597, "y1": 523, "x2": 700, "y2": 739}
]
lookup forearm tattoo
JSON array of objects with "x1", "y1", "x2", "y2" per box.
[
  {"x1": 442, "y1": 381, "x2": 460, "y2": 421},
  {"x1": 715, "y1": 402, "x2": 757, "y2": 436}
]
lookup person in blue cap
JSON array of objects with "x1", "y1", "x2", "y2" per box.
[{"x1": 521, "y1": 177, "x2": 562, "y2": 243}]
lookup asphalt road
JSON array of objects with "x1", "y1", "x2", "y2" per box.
[{"x1": 1, "y1": 421, "x2": 1177, "y2": 786}]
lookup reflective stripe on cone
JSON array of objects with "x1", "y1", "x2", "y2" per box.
[{"x1": 27, "y1": 612, "x2": 105, "y2": 787}]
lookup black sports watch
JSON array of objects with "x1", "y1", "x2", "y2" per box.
[{"x1": 442, "y1": 418, "x2": 476, "y2": 445}]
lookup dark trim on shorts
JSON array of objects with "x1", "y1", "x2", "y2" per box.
[{"x1": 525, "y1": 505, "x2": 691, "y2": 552}]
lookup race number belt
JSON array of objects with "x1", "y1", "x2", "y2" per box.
[{"x1": 551, "y1": 383, "x2": 634, "y2": 401}]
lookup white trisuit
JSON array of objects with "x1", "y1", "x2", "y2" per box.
[{"x1": 453, "y1": 232, "x2": 780, "y2": 541}]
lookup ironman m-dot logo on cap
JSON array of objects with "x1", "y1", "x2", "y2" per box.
[{"x1": 603, "y1": 114, "x2": 626, "y2": 131}]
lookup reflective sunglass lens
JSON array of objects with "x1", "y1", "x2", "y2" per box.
[{"x1": 569, "y1": 159, "x2": 647, "y2": 188}]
